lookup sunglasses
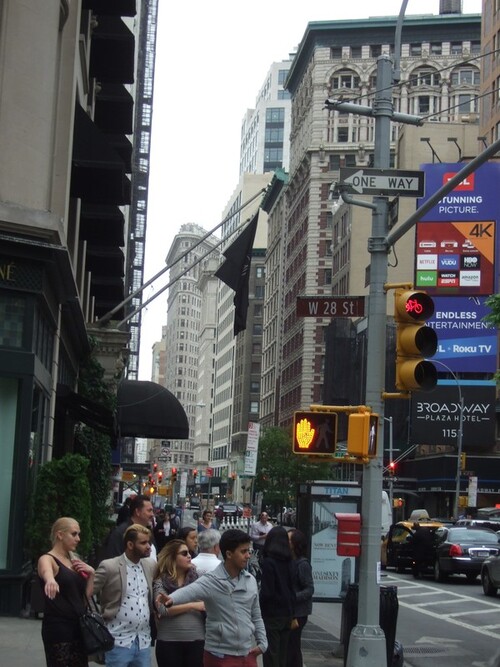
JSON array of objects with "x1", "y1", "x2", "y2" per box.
[{"x1": 177, "y1": 550, "x2": 190, "y2": 557}]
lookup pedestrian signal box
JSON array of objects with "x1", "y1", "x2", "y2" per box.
[
  {"x1": 347, "y1": 412, "x2": 379, "y2": 458},
  {"x1": 292, "y1": 411, "x2": 337, "y2": 456}
]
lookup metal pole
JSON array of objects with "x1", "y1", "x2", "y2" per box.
[
  {"x1": 385, "y1": 417, "x2": 394, "y2": 508},
  {"x1": 454, "y1": 396, "x2": 465, "y2": 520},
  {"x1": 429, "y1": 359, "x2": 464, "y2": 520},
  {"x1": 346, "y1": 54, "x2": 392, "y2": 667}
]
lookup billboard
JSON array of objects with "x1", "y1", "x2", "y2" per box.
[
  {"x1": 416, "y1": 163, "x2": 500, "y2": 295},
  {"x1": 427, "y1": 296, "x2": 497, "y2": 373},
  {"x1": 411, "y1": 382, "x2": 496, "y2": 448}
]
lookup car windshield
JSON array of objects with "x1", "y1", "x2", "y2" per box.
[{"x1": 448, "y1": 528, "x2": 499, "y2": 544}]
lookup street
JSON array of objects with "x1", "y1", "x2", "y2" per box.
[{"x1": 384, "y1": 571, "x2": 500, "y2": 666}]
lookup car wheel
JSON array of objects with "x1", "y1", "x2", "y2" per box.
[
  {"x1": 482, "y1": 569, "x2": 498, "y2": 596},
  {"x1": 434, "y1": 559, "x2": 447, "y2": 582}
]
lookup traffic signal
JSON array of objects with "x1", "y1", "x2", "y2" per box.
[
  {"x1": 171, "y1": 467, "x2": 177, "y2": 483},
  {"x1": 394, "y1": 288, "x2": 438, "y2": 392},
  {"x1": 292, "y1": 411, "x2": 337, "y2": 455},
  {"x1": 158, "y1": 470, "x2": 163, "y2": 483},
  {"x1": 148, "y1": 485, "x2": 156, "y2": 495},
  {"x1": 193, "y1": 469, "x2": 198, "y2": 480},
  {"x1": 347, "y1": 412, "x2": 379, "y2": 458},
  {"x1": 388, "y1": 461, "x2": 396, "y2": 475},
  {"x1": 153, "y1": 463, "x2": 158, "y2": 473}
]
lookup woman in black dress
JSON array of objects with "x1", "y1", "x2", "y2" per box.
[{"x1": 37, "y1": 517, "x2": 95, "y2": 667}]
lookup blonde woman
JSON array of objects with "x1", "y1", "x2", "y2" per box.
[
  {"x1": 37, "y1": 517, "x2": 95, "y2": 667},
  {"x1": 154, "y1": 540, "x2": 205, "y2": 667}
]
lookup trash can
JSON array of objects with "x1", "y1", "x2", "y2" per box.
[{"x1": 341, "y1": 583, "x2": 399, "y2": 667}]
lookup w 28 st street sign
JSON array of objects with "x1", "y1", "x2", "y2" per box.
[{"x1": 297, "y1": 296, "x2": 365, "y2": 317}]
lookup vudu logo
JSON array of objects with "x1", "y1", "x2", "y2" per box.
[{"x1": 438, "y1": 255, "x2": 459, "y2": 270}]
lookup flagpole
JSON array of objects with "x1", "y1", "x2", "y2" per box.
[{"x1": 96, "y1": 187, "x2": 268, "y2": 327}]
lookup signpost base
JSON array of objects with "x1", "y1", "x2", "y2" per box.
[{"x1": 345, "y1": 625, "x2": 387, "y2": 667}]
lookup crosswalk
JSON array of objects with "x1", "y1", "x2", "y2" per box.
[{"x1": 386, "y1": 573, "x2": 500, "y2": 640}]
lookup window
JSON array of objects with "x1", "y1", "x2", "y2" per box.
[
  {"x1": 332, "y1": 71, "x2": 360, "y2": 89},
  {"x1": 370, "y1": 45, "x2": 381, "y2": 58},
  {"x1": 278, "y1": 69, "x2": 288, "y2": 85},
  {"x1": 254, "y1": 304, "x2": 262, "y2": 317},
  {"x1": 410, "y1": 43, "x2": 422, "y2": 56},
  {"x1": 326, "y1": 241, "x2": 333, "y2": 256},
  {"x1": 326, "y1": 212, "x2": 333, "y2": 229},
  {"x1": 250, "y1": 401, "x2": 259, "y2": 414},
  {"x1": 250, "y1": 381, "x2": 260, "y2": 392},
  {"x1": 351, "y1": 46, "x2": 361, "y2": 58},
  {"x1": 450, "y1": 42, "x2": 463, "y2": 55},
  {"x1": 417, "y1": 96, "x2": 430, "y2": 114},
  {"x1": 345, "y1": 154, "x2": 356, "y2": 167},
  {"x1": 256, "y1": 266, "x2": 265, "y2": 278},
  {"x1": 338, "y1": 127, "x2": 349, "y2": 142},
  {"x1": 329, "y1": 154, "x2": 340, "y2": 170},
  {"x1": 457, "y1": 94, "x2": 478, "y2": 113},
  {"x1": 265, "y1": 128, "x2": 284, "y2": 142},
  {"x1": 410, "y1": 67, "x2": 440, "y2": 87},
  {"x1": 450, "y1": 68, "x2": 480, "y2": 86},
  {"x1": 430, "y1": 42, "x2": 442, "y2": 55},
  {"x1": 470, "y1": 41, "x2": 480, "y2": 55},
  {"x1": 266, "y1": 107, "x2": 285, "y2": 123},
  {"x1": 324, "y1": 269, "x2": 333, "y2": 285},
  {"x1": 253, "y1": 323, "x2": 262, "y2": 335},
  {"x1": 278, "y1": 90, "x2": 291, "y2": 100},
  {"x1": 331, "y1": 46, "x2": 342, "y2": 58},
  {"x1": 255, "y1": 285, "x2": 265, "y2": 299}
]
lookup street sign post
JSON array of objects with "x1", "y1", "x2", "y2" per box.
[
  {"x1": 339, "y1": 167, "x2": 424, "y2": 197},
  {"x1": 296, "y1": 296, "x2": 365, "y2": 317}
]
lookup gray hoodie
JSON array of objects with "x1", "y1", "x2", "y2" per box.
[{"x1": 167, "y1": 562, "x2": 268, "y2": 656}]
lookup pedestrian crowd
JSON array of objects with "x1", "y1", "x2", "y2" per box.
[{"x1": 37, "y1": 499, "x2": 313, "y2": 667}]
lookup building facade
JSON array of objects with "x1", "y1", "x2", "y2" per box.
[
  {"x1": 0, "y1": 0, "x2": 151, "y2": 613},
  {"x1": 262, "y1": 9, "x2": 482, "y2": 429},
  {"x1": 240, "y1": 60, "x2": 293, "y2": 175},
  {"x1": 480, "y1": 0, "x2": 500, "y2": 142}
]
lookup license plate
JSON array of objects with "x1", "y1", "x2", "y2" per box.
[{"x1": 475, "y1": 550, "x2": 489, "y2": 557}]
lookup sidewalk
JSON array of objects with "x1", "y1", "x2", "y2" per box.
[{"x1": 0, "y1": 603, "x2": 345, "y2": 667}]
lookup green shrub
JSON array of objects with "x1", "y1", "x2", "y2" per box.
[{"x1": 30, "y1": 453, "x2": 92, "y2": 560}]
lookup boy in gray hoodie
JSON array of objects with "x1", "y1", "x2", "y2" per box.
[{"x1": 156, "y1": 529, "x2": 267, "y2": 666}]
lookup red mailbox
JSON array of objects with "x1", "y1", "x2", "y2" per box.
[{"x1": 335, "y1": 512, "x2": 361, "y2": 557}]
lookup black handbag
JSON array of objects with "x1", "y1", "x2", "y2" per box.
[{"x1": 79, "y1": 597, "x2": 115, "y2": 657}]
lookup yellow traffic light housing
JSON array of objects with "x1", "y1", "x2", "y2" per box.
[
  {"x1": 394, "y1": 288, "x2": 437, "y2": 392},
  {"x1": 292, "y1": 411, "x2": 337, "y2": 456},
  {"x1": 347, "y1": 412, "x2": 379, "y2": 458}
]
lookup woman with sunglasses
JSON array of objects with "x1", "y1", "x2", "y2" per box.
[
  {"x1": 154, "y1": 540, "x2": 205, "y2": 667},
  {"x1": 37, "y1": 517, "x2": 95, "y2": 666}
]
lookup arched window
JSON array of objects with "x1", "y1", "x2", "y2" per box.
[
  {"x1": 331, "y1": 69, "x2": 360, "y2": 90},
  {"x1": 409, "y1": 66, "x2": 441, "y2": 88}
]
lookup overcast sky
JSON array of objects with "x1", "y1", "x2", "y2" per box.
[{"x1": 138, "y1": 0, "x2": 482, "y2": 380}]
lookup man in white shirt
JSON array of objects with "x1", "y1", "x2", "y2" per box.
[
  {"x1": 191, "y1": 529, "x2": 221, "y2": 574},
  {"x1": 249, "y1": 512, "x2": 273, "y2": 552},
  {"x1": 94, "y1": 524, "x2": 156, "y2": 667}
]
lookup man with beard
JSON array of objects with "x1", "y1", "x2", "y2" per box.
[{"x1": 94, "y1": 524, "x2": 156, "y2": 667}]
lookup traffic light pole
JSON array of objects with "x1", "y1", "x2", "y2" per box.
[{"x1": 327, "y1": 54, "x2": 422, "y2": 667}]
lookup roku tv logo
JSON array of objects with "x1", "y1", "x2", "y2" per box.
[{"x1": 443, "y1": 172, "x2": 475, "y2": 190}]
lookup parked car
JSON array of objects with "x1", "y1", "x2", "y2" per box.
[
  {"x1": 218, "y1": 503, "x2": 242, "y2": 517},
  {"x1": 433, "y1": 526, "x2": 500, "y2": 582},
  {"x1": 481, "y1": 551, "x2": 500, "y2": 596},
  {"x1": 455, "y1": 518, "x2": 500, "y2": 533},
  {"x1": 382, "y1": 519, "x2": 443, "y2": 572}
]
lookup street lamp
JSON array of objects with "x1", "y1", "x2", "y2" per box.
[{"x1": 426, "y1": 359, "x2": 464, "y2": 520}]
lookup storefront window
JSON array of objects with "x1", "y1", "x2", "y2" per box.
[{"x1": 0, "y1": 377, "x2": 19, "y2": 569}]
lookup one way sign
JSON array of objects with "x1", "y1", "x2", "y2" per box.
[{"x1": 339, "y1": 167, "x2": 425, "y2": 197}]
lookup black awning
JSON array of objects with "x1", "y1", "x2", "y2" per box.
[
  {"x1": 94, "y1": 83, "x2": 134, "y2": 134},
  {"x1": 80, "y1": 204, "x2": 125, "y2": 246},
  {"x1": 117, "y1": 380, "x2": 189, "y2": 439},
  {"x1": 90, "y1": 16, "x2": 135, "y2": 84},
  {"x1": 71, "y1": 104, "x2": 129, "y2": 205},
  {"x1": 106, "y1": 134, "x2": 132, "y2": 173},
  {"x1": 82, "y1": 0, "x2": 136, "y2": 16}
]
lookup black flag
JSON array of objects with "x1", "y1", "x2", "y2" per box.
[{"x1": 215, "y1": 216, "x2": 258, "y2": 335}]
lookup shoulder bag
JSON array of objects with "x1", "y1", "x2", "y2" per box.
[{"x1": 79, "y1": 596, "x2": 115, "y2": 661}]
